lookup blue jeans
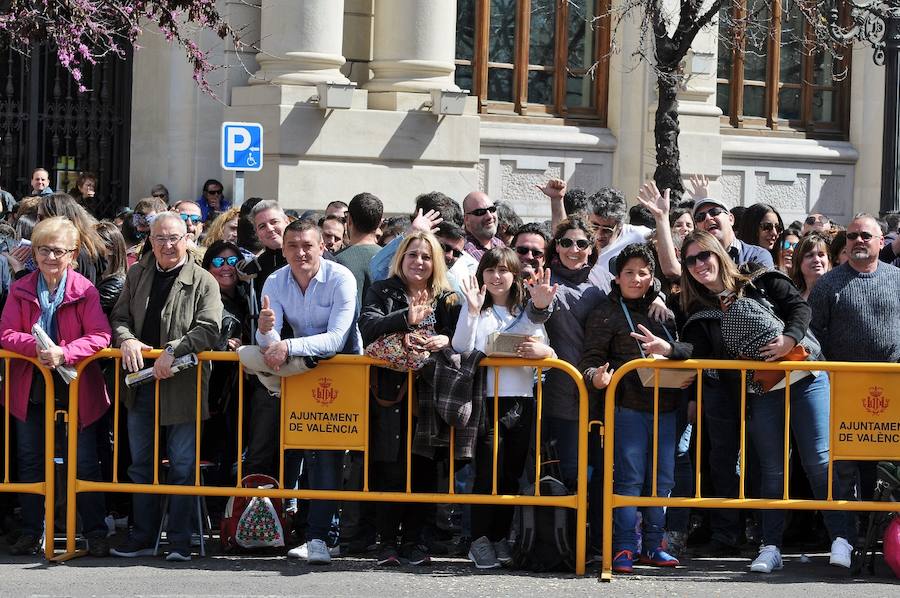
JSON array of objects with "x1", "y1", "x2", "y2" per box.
[
  {"x1": 612, "y1": 407, "x2": 676, "y2": 554},
  {"x1": 302, "y1": 449, "x2": 343, "y2": 542},
  {"x1": 542, "y1": 416, "x2": 605, "y2": 548},
  {"x1": 127, "y1": 385, "x2": 197, "y2": 550},
  {"x1": 16, "y1": 400, "x2": 106, "y2": 538},
  {"x1": 747, "y1": 373, "x2": 852, "y2": 546}
]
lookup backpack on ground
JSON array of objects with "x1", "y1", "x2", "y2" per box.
[
  {"x1": 221, "y1": 473, "x2": 288, "y2": 552},
  {"x1": 510, "y1": 443, "x2": 576, "y2": 572}
]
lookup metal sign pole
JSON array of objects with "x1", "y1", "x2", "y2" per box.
[{"x1": 234, "y1": 170, "x2": 245, "y2": 207}]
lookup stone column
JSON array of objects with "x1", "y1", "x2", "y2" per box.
[
  {"x1": 252, "y1": 0, "x2": 349, "y2": 85},
  {"x1": 366, "y1": 0, "x2": 459, "y2": 94}
]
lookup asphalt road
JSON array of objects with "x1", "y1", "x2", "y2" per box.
[{"x1": 1, "y1": 550, "x2": 897, "y2": 597}]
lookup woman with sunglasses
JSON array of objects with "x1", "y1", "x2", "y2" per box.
[
  {"x1": 200, "y1": 241, "x2": 251, "y2": 489},
  {"x1": 679, "y1": 230, "x2": 852, "y2": 574},
  {"x1": 773, "y1": 228, "x2": 801, "y2": 274},
  {"x1": 540, "y1": 216, "x2": 606, "y2": 559},
  {"x1": 735, "y1": 203, "x2": 785, "y2": 254}
]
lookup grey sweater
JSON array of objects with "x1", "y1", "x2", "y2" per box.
[{"x1": 808, "y1": 261, "x2": 900, "y2": 363}]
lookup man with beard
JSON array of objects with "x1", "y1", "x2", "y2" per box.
[{"x1": 462, "y1": 191, "x2": 504, "y2": 261}]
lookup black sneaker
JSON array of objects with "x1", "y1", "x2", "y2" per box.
[
  {"x1": 87, "y1": 536, "x2": 110, "y2": 557},
  {"x1": 8, "y1": 533, "x2": 40, "y2": 556},
  {"x1": 376, "y1": 545, "x2": 401, "y2": 566},
  {"x1": 400, "y1": 543, "x2": 431, "y2": 566},
  {"x1": 110, "y1": 536, "x2": 154, "y2": 558}
]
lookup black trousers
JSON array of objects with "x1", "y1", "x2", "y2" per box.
[
  {"x1": 471, "y1": 396, "x2": 534, "y2": 542},
  {"x1": 374, "y1": 454, "x2": 438, "y2": 547}
]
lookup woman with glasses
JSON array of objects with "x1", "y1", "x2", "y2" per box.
[
  {"x1": 679, "y1": 230, "x2": 852, "y2": 574},
  {"x1": 359, "y1": 231, "x2": 460, "y2": 567},
  {"x1": 774, "y1": 228, "x2": 802, "y2": 274},
  {"x1": 1, "y1": 217, "x2": 112, "y2": 556},
  {"x1": 453, "y1": 247, "x2": 557, "y2": 570},
  {"x1": 790, "y1": 233, "x2": 832, "y2": 301},
  {"x1": 735, "y1": 203, "x2": 785, "y2": 253},
  {"x1": 541, "y1": 216, "x2": 606, "y2": 559}
]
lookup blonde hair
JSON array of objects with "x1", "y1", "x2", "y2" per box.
[
  {"x1": 679, "y1": 230, "x2": 747, "y2": 313},
  {"x1": 31, "y1": 216, "x2": 80, "y2": 261},
  {"x1": 388, "y1": 231, "x2": 453, "y2": 298},
  {"x1": 202, "y1": 207, "x2": 241, "y2": 247}
]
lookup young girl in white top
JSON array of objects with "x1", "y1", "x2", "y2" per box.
[{"x1": 452, "y1": 247, "x2": 556, "y2": 569}]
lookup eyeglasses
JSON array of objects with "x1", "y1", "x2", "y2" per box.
[
  {"x1": 683, "y1": 250, "x2": 714, "y2": 268},
  {"x1": 132, "y1": 213, "x2": 156, "y2": 228},
  {"x1": 695, "y1": 207, "x2": 727, "y2": 221},
  {"x1": 846, "y1": 231, "x2": 879, "y2": 241},
  {"x1": 440, "y1": 243, "x2": 463, "y2": 258},
  {"x1": 782, "y1": 240, "x2": 798, "y2": 250},
  {"x1": 151, "y1": 234, "x2": 186, "y2": 246},
  {"x1": 206, "y1": 188, "x2": 223, "y2": 196},
  {"x1": 759, "y1": 222, "x2": 782, "y2": 233},
  {"x1": 151, "y1": 192, "x2": 167, "y2": 199},
  {"x1": 36, "y1": 246, "x2": 75, "y2": 259},
  {"x1": 211, "y1": 255, "x2": 239, "y2": 268},
  {"x1": 465, "y1": 206, "x2": 497, "y2": 217},
  {"x1": 515, "y1": 246, "x2": 545, "y2": 258},
  {"x1": 180, "y1": 214, "x2": 202, "y2": 224},
  {"x1": 557, "y1": 238, "x2": 591, "y2": 250}
]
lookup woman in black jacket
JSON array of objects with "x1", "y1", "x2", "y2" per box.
[
  {"x1": 358, "y1": 231, "x2": 460, "y2": 567},
  {"x1": 679, "y1": 230, "x2": 852, "y2": 574}
]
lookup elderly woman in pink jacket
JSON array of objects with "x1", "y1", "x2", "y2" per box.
[{"x1": 0, "y1": 216, "x2": 111, "y2": 557}]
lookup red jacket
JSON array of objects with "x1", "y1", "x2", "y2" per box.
[{"x1": 0, "y1": 268, "x2": 111, "y2": 427}]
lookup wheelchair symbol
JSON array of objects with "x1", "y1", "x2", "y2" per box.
[{"x1": 245, "y1": 153, "x2": 258, "y2": 167}]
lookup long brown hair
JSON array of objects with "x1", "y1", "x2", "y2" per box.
[
  {"x1": 679, "y1": 230, "x2": 747, "y2": 314},
  {"x1": 477, "y1": 247, "x2": 525, "y2": 312}
]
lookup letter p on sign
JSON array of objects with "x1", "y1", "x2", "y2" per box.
[{"x1": 221, "y1": 122, "x2": 263, "y2": 172}]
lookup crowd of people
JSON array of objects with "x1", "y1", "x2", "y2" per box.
[{"x1": 0, "y1": 166, "x2": 898, "y2": 575}]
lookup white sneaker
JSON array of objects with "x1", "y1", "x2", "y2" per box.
[
  {"x1": 306, "y1": 539, "x2": 332, "y2": 565},
  {"x1": 287, "y1": 543, "x2": 309, "y2": 559},
  {"x1": 829, "y1": 537, "x2": 852, "y2": 568},
  {"x1": 750, "y1": 545, "x2": 783, "y2": 573}
]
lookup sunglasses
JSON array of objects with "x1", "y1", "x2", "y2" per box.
[
  {"x1": 132, "y1": 213, "x2": 156, "y2": 228},
  {"x1": 180, "y1": 213, "x2": 202, "y2": 224},
  {"x1": 595, "y1": 225, "x2": 618, "y2": 236},
  {"x1": 759, "y1": 222, "x2": 782, "y2": 233},
  {"x1": 211, "y1": 255, "x2": 240, "y2": 268},
  {"x1": 695, "y1": 207, "x2": 727, "y2": 221},
  {"x1": 206, "y1": 188, "x2": 223, "y2": 195},
  {"x1": 557, "y1": 238, "x2": 591, "y2": 250},
  {"x1": 440, "y1": 243, "x2": 463, "y2": 258},
  {"x1": 782, "y1": 240, "x2": 798, "y2": 250},
  {"x1": 805, "y1": 215, "x2": 825, "y2": 225},
  {"x1": 515, "y1": 246, "x2": 545, "y2": 258},
  {"x1": 683, "y1": 250, "x2": 714, "y2": 268},
  {"x1": 465, "y1": 205, "x2": 497, "y2": 217},
  {"x1": 846, "y1": 231, "x2": 878, "y2": 241}
]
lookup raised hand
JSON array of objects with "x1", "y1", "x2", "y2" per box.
[
  {"x1": 258, "y1": 295, "x2": 275, "y2": 334},
  {"x1": 526, "y1": 267, "x2": 558, "y2": 309},
  {"x1": 629, "y1": 323, "x2": 673, "y2": 357},
  {"x1": 460, "y1": 274, "x2": 487, "y2": 316},
  {"x1": 591, "y1": 362, "x2": 615, "y2": 390},
  {"x1": 637, "y1": 181, "x2": 670, "y2": 221},
  {"x1": 409, "y1": 208, "x2": 443, "y2": 234},
  {"x1": 687, "y1": 174, "x2": 710, "y2": 200},
  {"x1": 536, "y1": 178, "x2": 566, "y2": 201},
  {"x1": 407, "y1": 289, "x2": 434, "y2": 326}
]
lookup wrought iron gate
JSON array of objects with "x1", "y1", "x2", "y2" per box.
[{"x1": 0, "y1": 44, "x2": 132, "y2": 218}]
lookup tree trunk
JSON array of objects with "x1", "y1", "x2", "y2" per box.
[{"x1": 653, "y1": 69, "x2": 685, "y2": 200}]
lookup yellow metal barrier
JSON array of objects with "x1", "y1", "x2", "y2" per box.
[
  {"x1": 61, "y1": 349, "x2": 591, "y2": 574},
  {"x1": 0, "y1": 350, "x2": 60, "y2": 560},
  {"x1": 600, "y1": 358, "x2": 900, "y2": 581}
]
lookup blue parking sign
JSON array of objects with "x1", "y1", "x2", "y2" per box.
[{"x1": 221, "y1": 122, "x2": 263, "y2": 171}]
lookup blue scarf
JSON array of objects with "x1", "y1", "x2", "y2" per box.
[{"x1": 37, "y1": 270, "x2": 67, "y2": 343}]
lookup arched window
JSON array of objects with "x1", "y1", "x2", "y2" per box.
[
  {"x1": 716, "y1": 0, "x2": 850, "y2": 138},
  {"x1": 455, "y1": 0, "x2": 610, "y2": 123}
]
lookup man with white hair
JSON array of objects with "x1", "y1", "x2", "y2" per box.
[{"x1": 110, "y1": 212, "x2": 222, "y2": 562}]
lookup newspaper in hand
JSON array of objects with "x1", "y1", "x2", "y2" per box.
[
  {"x1": 125, "y1": 353, "x2": 200, "y2": 388},
  {"x1": 31, "y1": 323, "x2": 78, "y2": 384}
]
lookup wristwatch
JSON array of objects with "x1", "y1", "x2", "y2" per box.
[{"x1": 164, "y1": 345, "x2": 176, "y2": 357}]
